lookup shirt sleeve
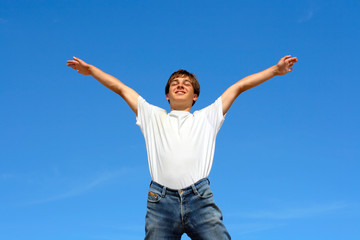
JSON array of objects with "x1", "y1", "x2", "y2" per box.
[
  {"x1": 136, "y1": 96, "x2": 154, "y2": 132},
  {"x1": 197, "y1": 96, "x2": 226, "y2": 134}
]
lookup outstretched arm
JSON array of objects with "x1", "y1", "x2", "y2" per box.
[
  {"x1": 67, "y1": 57, "x2": 139, "y2": 115},
  {"x1": 221, "y1": 55, "x2": 298, "y2": 115}
]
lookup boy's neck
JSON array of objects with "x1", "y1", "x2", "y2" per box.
[
  {"x1": 170, "y1": 106, "x2": 192, "y2": 112},
  {"x1": 170, "y1": 103, "x2": 192, "y2": 112}
]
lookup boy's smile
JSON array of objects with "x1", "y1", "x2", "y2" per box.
[{"x1": 175, "y1": 90, "x2": 185, "y2": 95}]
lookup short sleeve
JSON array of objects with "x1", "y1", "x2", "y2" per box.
[
  {"x1": 196, "y1": 96, "x2": 226, "y2": 133},
  {"x1": 136, "y1": 96, "x2": 154, "y2": 131}
]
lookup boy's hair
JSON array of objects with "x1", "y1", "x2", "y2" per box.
[{"x1": 165, "y1": 69, "x2": 200, "y2": 106}]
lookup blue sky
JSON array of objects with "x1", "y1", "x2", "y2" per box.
[{"x1": 1, "y1": 0, "x2": 359, "y2": 239}]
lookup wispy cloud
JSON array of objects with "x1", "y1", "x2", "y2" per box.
[
  {"x1": 298, "y1": 8, "x2": 314, "y2": 23},
  {"x1": 22, "y1": 169, "x2": 128, "y2": 205},
  {"x1": 228, "y1": 222, "x2": 286, "y2": 235},
  {"x1": 230, "y1": 202, "x2": 347, "y2": 220},
  {"x1": 0, "y1": 173, "x2": 15, "y2": 180},
  {"x1": 225, "y1": 202, "x2": 348, "y2": 236},
  {"x1": 102, "y1": 222, "x2": 144, "y2": 232},
  {"x1": 88, "y1": 233, "x2": 140, "y2": 240},
  {"x1": 85, "y1": 222, "x2": 143, "y2": 240}
]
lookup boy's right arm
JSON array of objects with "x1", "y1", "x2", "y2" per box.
[{"x1": 67, "y1": 57, "x2": 139, "y2": 115}]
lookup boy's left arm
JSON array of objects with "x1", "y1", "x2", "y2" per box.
[{"x1": 221, "y1": 55, "x2": 298, "y2": 115}]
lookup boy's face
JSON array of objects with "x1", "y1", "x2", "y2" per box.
[{"x1": 166, "y1": 77, "x2": 198, "y2": 109}]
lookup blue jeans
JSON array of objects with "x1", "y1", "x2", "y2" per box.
[{"x1": 145, "y1": 178, "x2": 231, "y2": 239}]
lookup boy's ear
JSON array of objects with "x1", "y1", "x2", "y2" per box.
[
  {"x1": 166, "y1": 94, "x2": 170, "y2": 101},
  {"x1": 193, "y1": 94, "x2": 198, "y2": 102}
]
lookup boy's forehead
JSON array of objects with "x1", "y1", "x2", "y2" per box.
[{"x1": 171, "y1": 76, "x2": 192, "y2": 82}]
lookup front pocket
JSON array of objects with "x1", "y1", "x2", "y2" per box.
[
  {"x1": 147, "y1": 191, "x2": 161, "y2": 203},
  {"x1": 197, "y1": 186, "x2": 214, "y2": 199}
]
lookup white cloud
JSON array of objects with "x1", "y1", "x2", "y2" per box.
[
  {"x1": 22, "y1": 169, "x2": 128, "y2": 205},
  {"x1": 228, "y1": 222, "x2": 286, "y2": 235},
  {"x1": 0, "y1": 173, "x2": 15, "y2": 180},
  {"x1": 225, "y1": 202, "x2": 348, "y2": 236},
  {"x1": 298, "y1": 8, "x2": 314, "y2": 23},
  {"x1": 230, "y1": 202, "x2": 347, "y2": 220},
  {"x1": 88, "y1": 233, "x2": 140, "y2": 240}
]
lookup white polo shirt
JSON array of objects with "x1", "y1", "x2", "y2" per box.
[{"x1": 136, "y1": 96, "x2": 225, "y2": 189}]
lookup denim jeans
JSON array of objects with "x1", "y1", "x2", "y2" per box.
[{"x1": 145, "y1": 178, "x2": 231, "y2": 239}]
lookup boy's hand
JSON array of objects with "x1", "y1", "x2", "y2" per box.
[
  {"x1": 275, "y1": 55, "x2": 298, "y2": 76},
  {"x1": 66, "y1": 57, "x2": 92, "y2": 75}
]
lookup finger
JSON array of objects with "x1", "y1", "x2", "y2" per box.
[
  {"x1": 288, "y1": 58, "x2": 295, "y2": 64},
  {"x1": 292, "y1": 57, "x2": 298, "y2": 62},
  {"x1": 73, "y1": 56, "x2": 85, "y2": 64},
  {"x1": 287, "y1": 56, "x2": 297, "y2": 63},
  {"x1": 67, "y1": 62, "x2": 78, "y2": 69},
  {"x1": 289, "y1": 57, "x2": 297, "y2": 62},
  {"x1": 282, "y1": 55, "x2": 292, "y2": 61}
]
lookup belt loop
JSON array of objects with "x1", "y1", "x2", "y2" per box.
[
  {"x1": 207, "y1": 178, "x2": 210, "y2": 185},
  {"x1": 191, "y1": 184, "x2": 198, "y2": 195},
  {"x1": 150, "y1": 180, "x2": 153, "y2": 187},
  {"x1": 161, "y1": 186, "x2": 167, "y2": 198}
]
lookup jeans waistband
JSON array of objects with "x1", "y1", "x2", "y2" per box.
[{"x1": 149, "y1": 178, "x2": 210, "y2": 197}]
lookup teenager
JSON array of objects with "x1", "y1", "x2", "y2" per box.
[{"x1": 67, "y1": 55, "x2": 298, "y2": 239}]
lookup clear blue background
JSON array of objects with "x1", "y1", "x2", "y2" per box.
[{"x1": 1, "y1": 0, "x2": 359, "y2": 239}]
